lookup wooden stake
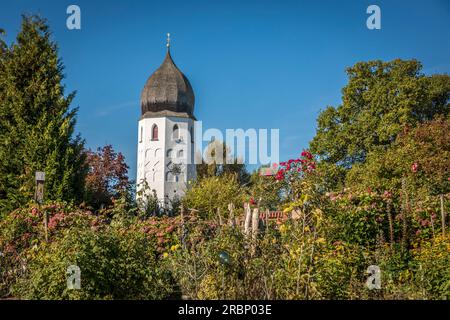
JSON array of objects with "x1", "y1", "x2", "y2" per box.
[
  {"x1": 228, "y1": 203, "x2": 236, "y2": 227},
  {"x1": 251, "y1": 208, "x2": 259, "y2": 237},
  {"x1": 440, "y1": 194, "x2": 446, "y2": 237},
  {"x1": 244, "y1": 203, "x2": 252, "y2": 237}
]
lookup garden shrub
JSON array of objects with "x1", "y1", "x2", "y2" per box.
[
  {"x1": 410, "y1": 234, "x2": 450, "y2": 299},
  {"x1": 13, "y1": 226, "x2": 174, "y2": 299}
]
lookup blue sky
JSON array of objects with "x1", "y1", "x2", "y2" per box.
[{"x1": 1, "y1": 0, "x2": 450, "y2": 180}]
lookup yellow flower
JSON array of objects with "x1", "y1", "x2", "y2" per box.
[
  {"x1": 317, "y1": 237, "x2": 326, "y2": 244},
  {"x1": 163, "y1": 252, "x2": 169, "y2": 258},
  {"x1": 279, "y1": 225, "x2": 286, "y2": 233},
  {"x1": 171, "y1": 244, "x2": 180, "y2": 251},
  {"x1": 304, "y1": 226, "x2": 310, "y2": 232}
]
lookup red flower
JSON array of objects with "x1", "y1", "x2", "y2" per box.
[
  {"x1": 301, "y1": 150, "x2": 313, "y2": 159},
  {"x1": 275, "y1": 171, "x2": 284, "y2": 181},
  {"x1": 411, "y1": 162, "x2": 419, "y2": 173}
]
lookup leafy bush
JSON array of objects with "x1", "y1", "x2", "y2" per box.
[
  {"x1": 13, "y1": 226, "x2": 174, "y2": 300},
  {"x1": 183, "y1": 174, "x2": 244, "y2": 219},
  {"x1": 410, "y1": 235, "x2": 450, "y2": 299}
]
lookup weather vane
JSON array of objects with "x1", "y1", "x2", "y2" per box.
[{"x1": 166, "y1": 33, "x2": 171, "y2": 49}]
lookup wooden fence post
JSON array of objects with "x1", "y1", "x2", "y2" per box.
[
  {"x1": 244, "y1": 203, "x2": 252, "y2": 237},
  {"x1": 35, "y1": 171, "x2": 47, "y2": 242},
  {"x1": 228, "y1": 203, "x2": 236, "y2": 227},
  {"x1": 180, "y1": 205, "x2": 186, "y2": 249},
  {"x1": 217, "y1": 207, "x2": 223, "y2": 226},
  {"x1": 251, "y1": 208, "x2": 259, "y2": 238},
  {"x1": 441, "y1": 194, "x2": 446, "y2": 237}
]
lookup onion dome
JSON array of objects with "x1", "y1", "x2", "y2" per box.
[{"x1": 140, "y1": 39, "x2": 195, "y2": 119}]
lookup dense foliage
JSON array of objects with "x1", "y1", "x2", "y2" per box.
[
  {"x1": 310, "y1": 59, "x2": 449, "y2": 186},
  {"x1": 84, "y1": 145, "x2": 131, "y2": 210},
  {"x1": 0, "y1": 15, "x2": 449, "y2": 300},
  {"x1": 0, "y1": 16, "x2": 87, "y2": 214}
]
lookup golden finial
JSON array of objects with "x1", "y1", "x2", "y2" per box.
[{"x1": 166, "y1": 33, "x2": 171, "y2": 49}]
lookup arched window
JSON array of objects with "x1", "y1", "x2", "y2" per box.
[
  {"x1": 139, "y1": 127, "x2": 143, "y2": 143},
  {"x1": 167, "y1": 149, "x2": 173, "y2": 157},
  {"x1": 172, "y1": 124, "x2": 179, "y2": 140},
  {"x1": 166, "y1": 172, "x2": 173, "y2": 182},
  {"x1": 177, "y1": 149, "x2": 184, "y2": 158},
  {"x1": 151, "y1": 124, "x2": 158, "y2": 141},
  {"x1": 190, "y1": 126, "x2": 194, "y2": 143}
]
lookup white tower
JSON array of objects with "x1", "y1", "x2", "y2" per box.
[{"x1": 136, "y1": 35, "x2": 196, "y2": 208}]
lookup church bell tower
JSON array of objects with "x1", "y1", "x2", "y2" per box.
[{"x1": 136, "y1": 34, "x2": 196, "y2": 208}]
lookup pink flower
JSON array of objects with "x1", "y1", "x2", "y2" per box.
[
  {"x1": 31, "y1": 207, "x2": 39, "y2": 217},
  {"x1": 165, "y1": 225, "x2": 175, "y2": 233},
  {"x1": 411, "y1": 163, "x2": 419, "y2": 173}
]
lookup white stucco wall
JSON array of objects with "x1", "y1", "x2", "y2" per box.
[{"x1": 136, "y1": 116, "x2": 196, "y2": 209}]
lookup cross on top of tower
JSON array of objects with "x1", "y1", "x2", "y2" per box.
[{"x1": 166, "y1": 33, "x2": 170, "y2": 49}]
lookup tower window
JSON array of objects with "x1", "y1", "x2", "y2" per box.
[
  {"x1": 177, "y1": 149, "x2": 184, "y2": 158},
  {"x1": 167, "y1": 149, "x2": 173, "y2": 157},
  {"x1": 190, "y1": 126, "x2": 194, "y2": 143},
  {"x1": 172, "y1": 124, "x2": 179, "y2": 140},
  {"x1": 139, "y1": 127, "x2": 143, "y2": 143},
  {"x1": 151, "y1": 124, "x2": 158, "y2": 141}
]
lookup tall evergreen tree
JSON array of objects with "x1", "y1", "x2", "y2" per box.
[{"x1": 0, "y1": 15, "x2": 87, "y2": 213}]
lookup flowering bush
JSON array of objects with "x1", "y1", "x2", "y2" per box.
[
  {"x1": 324, "y1": 189, "x2": 395, "y2": 246},
  {"x1": 275, "y1": 150, "x2": 316, "y2": 183}
]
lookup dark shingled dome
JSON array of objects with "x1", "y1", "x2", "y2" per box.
[{"x1": 140, "y1": 49, "x2": 195, "y2": 119}]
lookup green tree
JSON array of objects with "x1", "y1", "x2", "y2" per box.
[
  {"x1": 347, "y1": 116, "x2": 450, "y2": 195},
  {"x1": 0, "y1": 15, "x2": 87, "y2": 214},
  {"x1": 183, "y1": 174, "x2": 244, "y2": 219},
  {"x1": 247, "y1": 169, "x2": 284, "y2": 210},
  {"x1": 196, "y1": 140, "x2": 249, "y2": 184},
  {"x1": 310, "y1": 59, "x2": 450, "y2": 170}
]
